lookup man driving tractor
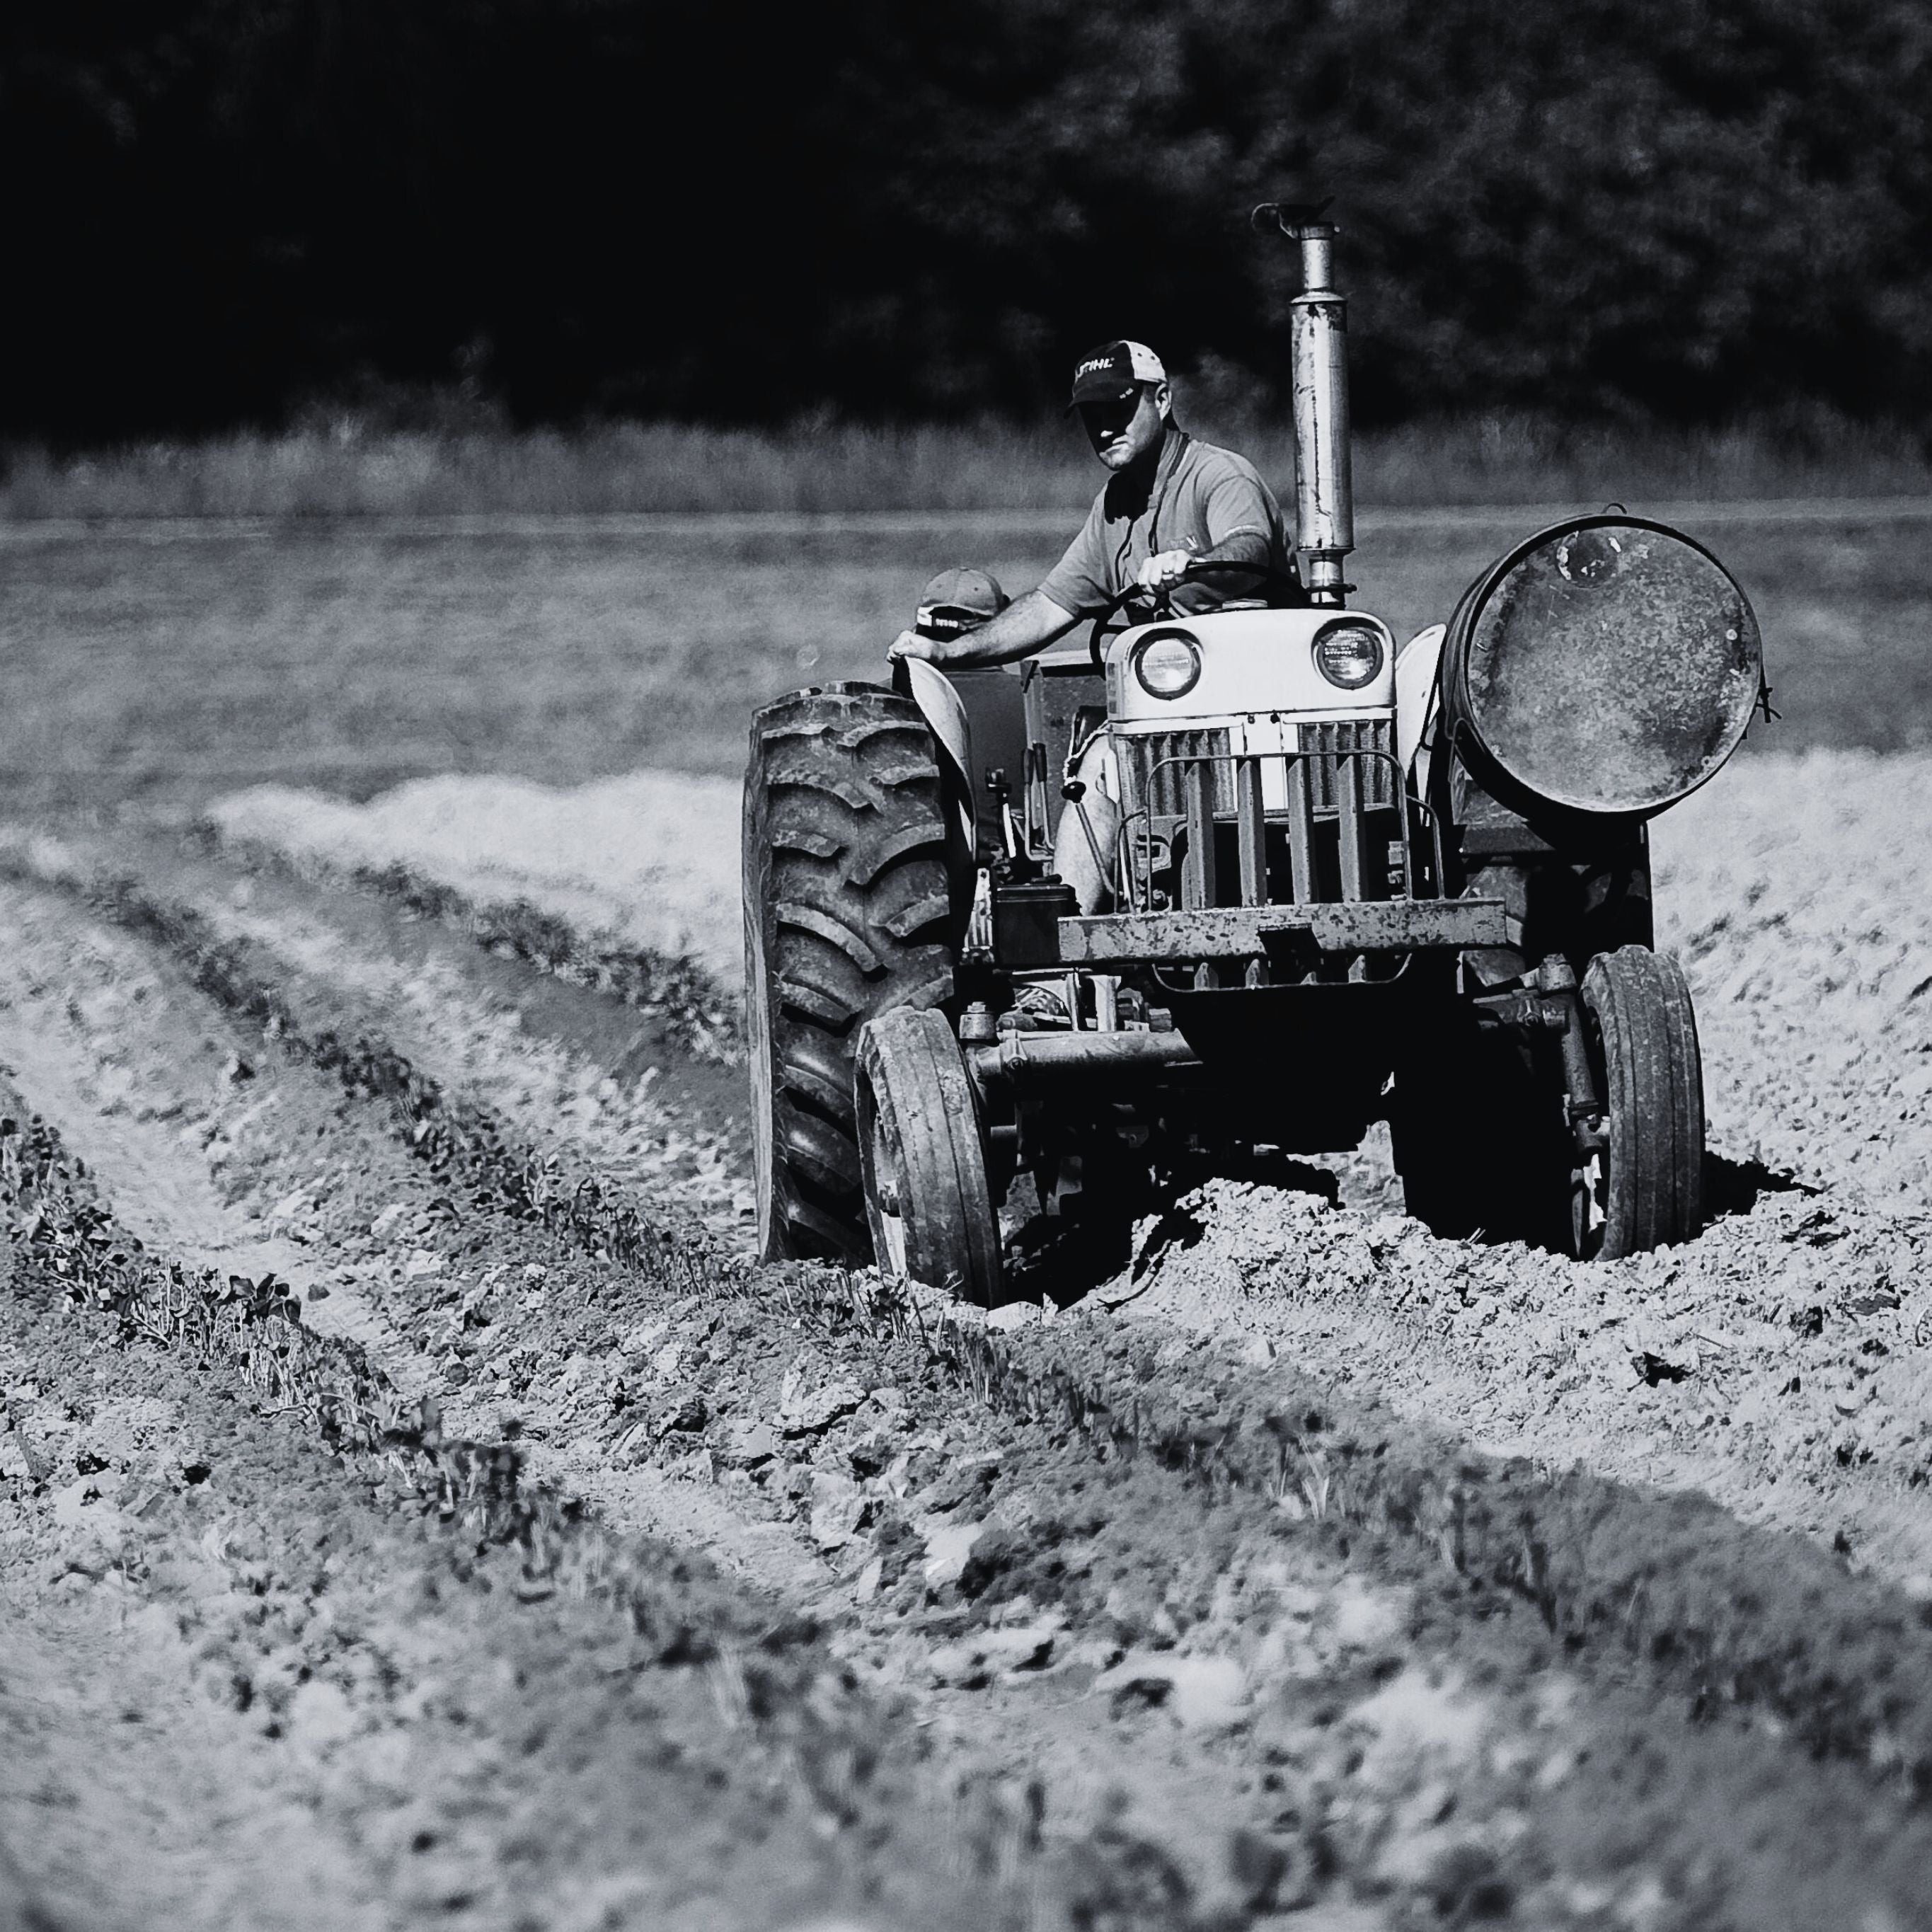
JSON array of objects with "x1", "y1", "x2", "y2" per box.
[
  {"x1": 888, "y1": 339, "x2": 1297, "y2": 912},
  {"x1": 748, "y1": 215, "x2": 1744, "y2": 1289}
]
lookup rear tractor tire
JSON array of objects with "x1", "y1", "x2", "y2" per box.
[
  {"x1": 1574, "y1": 946, "x2": 1705, "y2": 1259},
  {"x1": 744, "y1": 683, "x2": 959, "y2": 1265},
  {"x1": 853, "y1": 1008, "x2": 1002, "y2": 1304}
]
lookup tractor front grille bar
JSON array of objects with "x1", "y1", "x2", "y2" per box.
[
  {"x1": 1058, "y1": 897, "x2": 1508, "y2": 964},
  {"x1": 1300, "y1": 720, "x2": 1398, "y2": 812}
]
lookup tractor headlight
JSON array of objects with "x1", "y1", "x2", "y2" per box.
[
  {"x1": 1132, "y1": 630, "x2": 1202, "y2": 700},
  {"x1": 1313, "y1": 619, "x2": 1386, "y2": 690}
]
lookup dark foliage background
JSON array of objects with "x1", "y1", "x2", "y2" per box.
[{"x1": 7, "y1": 0, "x2": 1931, "y2": 439}]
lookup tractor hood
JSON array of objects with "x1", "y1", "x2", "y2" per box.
[{"x1": 1105, "y1": 606, "x2": 1396, "y2": 729}]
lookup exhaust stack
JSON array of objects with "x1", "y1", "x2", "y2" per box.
[{"x1": 1256, "y1": 202, "x2": 1355, "y2": 606}]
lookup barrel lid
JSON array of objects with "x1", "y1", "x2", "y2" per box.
[{"x1": 1447, "y1": 515, "x2": 1762, "y2": 818}]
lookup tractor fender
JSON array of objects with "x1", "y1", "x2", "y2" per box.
[
  {"x1": 1395, "y1": 622, "x2": 1444, "y2": 790},
  {"x1": 901, "y1": 656, "x2": 978, "y2": 852}
]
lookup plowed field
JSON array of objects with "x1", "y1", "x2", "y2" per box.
[
  {"x1": 0, "y1": 742, "x2": 1927, "y2": 1931},
  {"x1": 2, "y1": 515, "x2": 1931, "y2": 1928}
]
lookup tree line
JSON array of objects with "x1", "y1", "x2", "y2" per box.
[{"x1": 6, "y1": 0, "x2": 1930, "y2": 440}]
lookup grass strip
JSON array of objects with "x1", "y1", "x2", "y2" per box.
[{"x1": 8, "y1": 415, "x2": 1932, "y2": 519}]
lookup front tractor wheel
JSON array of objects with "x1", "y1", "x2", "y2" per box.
[
  {"x1": 1574, "y1": 946, "x2": 1705, "y2": 1259},
  {"x1": 854, "y1": 1008, "x2": 1002, "y2": 1304},
  {"x1": 744, "y1": 683, "x2": 959, "y2": 1265}
]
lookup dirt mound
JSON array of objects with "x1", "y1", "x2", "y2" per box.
[
  {"x1": 1121, "y1": 1173, "x2": 1932, "y2": 1577},
  {"x1": 207, "y1": 770, "x2": 744, "y2": 996}
]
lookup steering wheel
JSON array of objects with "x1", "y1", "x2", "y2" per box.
[{"x1": 1086, "y1": 559, "x2": 1311, "y2": 672}]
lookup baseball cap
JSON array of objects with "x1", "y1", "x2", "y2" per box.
[
  {"x1": 915, "y1": 566, "x2": 1010, "y2": 639},
  {"x1": 1068, "y1": 339, "x2": 1166, "y2": 408}
]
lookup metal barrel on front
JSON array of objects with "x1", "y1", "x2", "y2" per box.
[{"x1": 1439, "y1": 514, "x2": 1761, "y2": 820}]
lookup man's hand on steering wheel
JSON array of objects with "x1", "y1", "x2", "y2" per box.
[{"x1": 1134, "y1": 548, "x2": 1195, "y2": 592}]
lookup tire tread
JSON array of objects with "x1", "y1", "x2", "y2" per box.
[
  {"x1": 856, "y1": 1008, "x2": 1001, "y2": 1303},
  {"x1": 745, "y1": 682, "x2": 958, "y2": 1263},
  {"x1": 1584, "y1": 945, "x2": 1704, "y2": 1258}
]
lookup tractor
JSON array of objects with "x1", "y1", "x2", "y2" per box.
[{"x1": 742, "y1": 206, "x2": 1765, "y2": 1301}]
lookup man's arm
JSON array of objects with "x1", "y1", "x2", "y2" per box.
[
  {"x1": 888, "y1": 588, "x2": 1082, "y2": 669},
  {"x1": 1137, "y1": 527, "x2": 1273, "y2": 593},
  {"x1": 1142, "y1": 462, "x2": 1283, "y2": 602}
]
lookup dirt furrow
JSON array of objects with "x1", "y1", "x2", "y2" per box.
[
  {"x1": 201, "y1": 807, "x2": 742, "y2": 1063},
  {"x1": 0, "y1": 912, "x2": 1283, "y2": 1929},
  {"x1": 1122, "y1": 1175, "x2": 1932, "y2": 1583},
  {"x1": 39, "y1": 825, "x2": 1932, "y2": 1627},
  {"x1": 0, "y1": 869, "x2": 1568, "y2": 1927},
  {"x1": 0, "y1": 910, "x2": 808, "y2": 1587},
  {"x1": 0, "y1": 1232, "x2": 1050, "y2": 1932}
]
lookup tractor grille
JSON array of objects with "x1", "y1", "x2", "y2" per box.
[
  {"x1": 1131, "y1": 719, "x2": 1396, "y2": 819},
  {"x1": 1300, "y1": 719, "x2": 1397, "y2": 812},
  {"x1": 1123, "y1": 715, "x2": 1408, "y2": 919},
  {"x1": 1139, "y1": 728, "x2": 1235, "y2": 817}
]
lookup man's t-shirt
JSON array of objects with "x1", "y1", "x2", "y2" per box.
[{"x1": 1038, "y1": 425, "x2": 1294, "y2": 618}]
